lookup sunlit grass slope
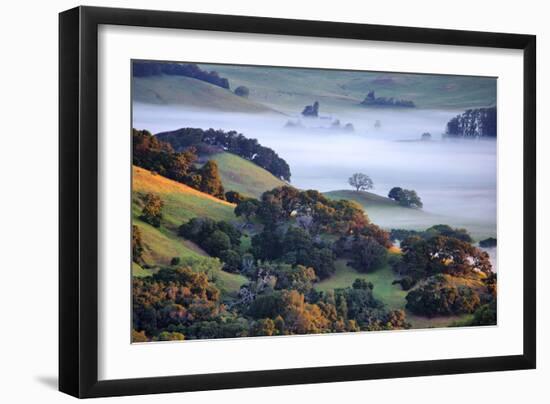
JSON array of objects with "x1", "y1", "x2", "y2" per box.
[
  {"x1": 315, "y1": 257, "x2": 479, "y2": 329},
  {"x1": 132, "y1": 166, "x2": 247, "y2": 293},
  {"x1": 210, "y1": 152, "x2": 287, "y2": 199},
  {"x1": 133, "y1": 165, "x2": 236, "y2": 229}
]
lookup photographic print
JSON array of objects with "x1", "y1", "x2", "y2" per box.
[{"x1": 131, "y1": 60, "x2": 497, "y2": 343}]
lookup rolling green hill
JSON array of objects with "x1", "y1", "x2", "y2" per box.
[
  {"x1": 324, "y1": 189, "x2": 398, "y2": 207},
  {"x1": 209, "y1": 152, "x2": 287, "y2": 198},
  {"x1": 133, "y1": 75, "x2": 281, "y2": 114},
  {"x1": 199, "y1": 63, "x2": 496, "y2": 112},
  {"x1": 132, "y1": 165, "x2": 247, "y2": 293}
]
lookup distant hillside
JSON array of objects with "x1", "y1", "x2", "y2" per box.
[
  {"x1": 323, "y1": 189, "x2": 495, "y2": 240},
  {"x1": 209, "y1": 152, "x2": 287, "y2": 199},
  {"x1": 199, "y1": 63, "x2": 496, "y2": 111},
  {"x1": 133, "y1": 61, "x2": 230, "y2": 89},
  {"x1": 133, "y1": 75, "x2": 281, "y2": 114},
  {"x1": 445, "y1": 106, "x2": 497, "y2": 138}
]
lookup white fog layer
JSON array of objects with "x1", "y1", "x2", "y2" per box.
[{"x1": 133, "y1": 102, "x2": 497, "y2": 240}]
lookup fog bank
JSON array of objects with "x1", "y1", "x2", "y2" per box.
[{"x1": 133, "y1": 103, "x2": 496, "y2": 233}]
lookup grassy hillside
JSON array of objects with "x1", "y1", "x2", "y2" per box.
[
  {"x1": 324, "y1": 190, "x2": 495, "y2": 240},
  {"x1": 133, "y1": 75, "x2": 281, "y2": 114},
  {"x1": 209, "y1": 152, "x2": 287, "y2": 198},
  {"x1": 200, "y1": 63, "x2": 496, "y2": 112},
  {"x1": 133, "y1": 165, "x2": 236, "y2": 228},
  {"x1": 132, "y1": 166, "x2": 247, "y2": 293},
  {"x1": 324, "y1": 189, "x2": 437, "y2": 229}
]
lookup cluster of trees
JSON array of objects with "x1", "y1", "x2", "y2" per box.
[
  {"x1": 132, "y1": 61, "x2": 230, "y2": 89},
  {"x1": 133, "y1": 129, "x2": 225, "y2": 198},
  {"x1": 405, "y1": 274, "x2": 482, "y2": 316},
  {"x1": 333, "y1": 225, "x2": 392, "y2": 274},
  {"x1": 244, "y1": 279, "x2": 409, "y2": 335},
  {"x1": 396, "y1": 234, "x2": 492, "y2": 280},
  {"x1": 360, "y1": 91, "x2": 415, "y2": 108},
  {"x1": 387, "y1": 225, "x2": 496, "y2": 323},
  {"x1": 390, "y1": 224, "x2": 472, "y2": 243},
  {"x1": 132, "y1": 260, "x2": 410, "y2": 342},
  {"x1": 235, "y1": 186, "x2": 369, "y2": 235},
  {"x1": 233, "y1": 186, "x2": 391, "y2": 279},
  {"x1": 445, "y1": 106, "x2": 497, "y2": 139},
  {"x1": 132, "y1": 267, "x2": 225, "y2": 340},
  {"x1": 251, "y1": 226, "x2": 336, "y2": 279},
  {"x1": 156, "y1": 127, "x2": 291, "y2": 181},
  {"x1": 132, "y1": 182, "x2": 406, "y2": 341},
  {"x1": 388, "y1": 187, "x2": 423, "y2": 209},
  {"x1": 178, "y1": 217, "x2": 243, "y2": 273}
]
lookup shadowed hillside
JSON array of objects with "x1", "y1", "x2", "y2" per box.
[{"x1": 133, "y1": 75, "x2": 282, "y2": 114}]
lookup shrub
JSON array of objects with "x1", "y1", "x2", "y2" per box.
[
  {"x1": 218, "y1": 249, "x2": 242, "y2": 273},
  {"x1": 234, "y1": 86, "x2": 250, "y2": 98},
  {"x1": 479, "y1": 237, "x2": 497, "y2": 248},
  {"x1": 225, "y1": 190, "x2": 245, "y2": 204},
  {"x1": 348, "y1": 236, "x2": 387, "y2": 273},
  {"x1": 392, "y1": 276, "x2": 416, "y2": 291},
  {"x1": 140, "y1": 193, "x2": 163, "y2": 227},
  {"x1": 469, "y1": 300, "x2": 497, "y2": 326}
]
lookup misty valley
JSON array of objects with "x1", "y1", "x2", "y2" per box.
[{"x1": 131, "y1": 61, "x2": 498, "y2": 342}]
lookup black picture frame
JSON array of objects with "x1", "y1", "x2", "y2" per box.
[{"x1": 59, "y1": 5, "x2": 536, "y2": 398}]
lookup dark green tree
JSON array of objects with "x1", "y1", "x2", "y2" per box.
[
  {"x1": 388, "y1": 187, "x2": 405, "y2": 201},
  {"x1": 234, "y1": 199, "x2": 261, "y2": 222},
  {"x1": 218, "y1": 249, "x2": 242, "y2": 273},
  {"x1": 348, "y1": 236, "x2": 387, "y2": 273},
  {"x1": 225, "y1": 190, "x2": 245, "y2": 204},
  {"x1": 203, "y1": 230, "x2": 232, "y2": 256}
]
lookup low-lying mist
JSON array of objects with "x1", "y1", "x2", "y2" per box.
[{"x1": 133, "y1": 103, "x2": 497, "y2": 234}]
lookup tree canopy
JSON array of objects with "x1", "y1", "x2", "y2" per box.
[{"x1": 156, "y1": 127, "x2": 291, "y2": 181}]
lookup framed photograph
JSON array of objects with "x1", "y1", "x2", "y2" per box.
[{"x1": 59, "y1": 6, "x2": 536, "y2": 398}]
